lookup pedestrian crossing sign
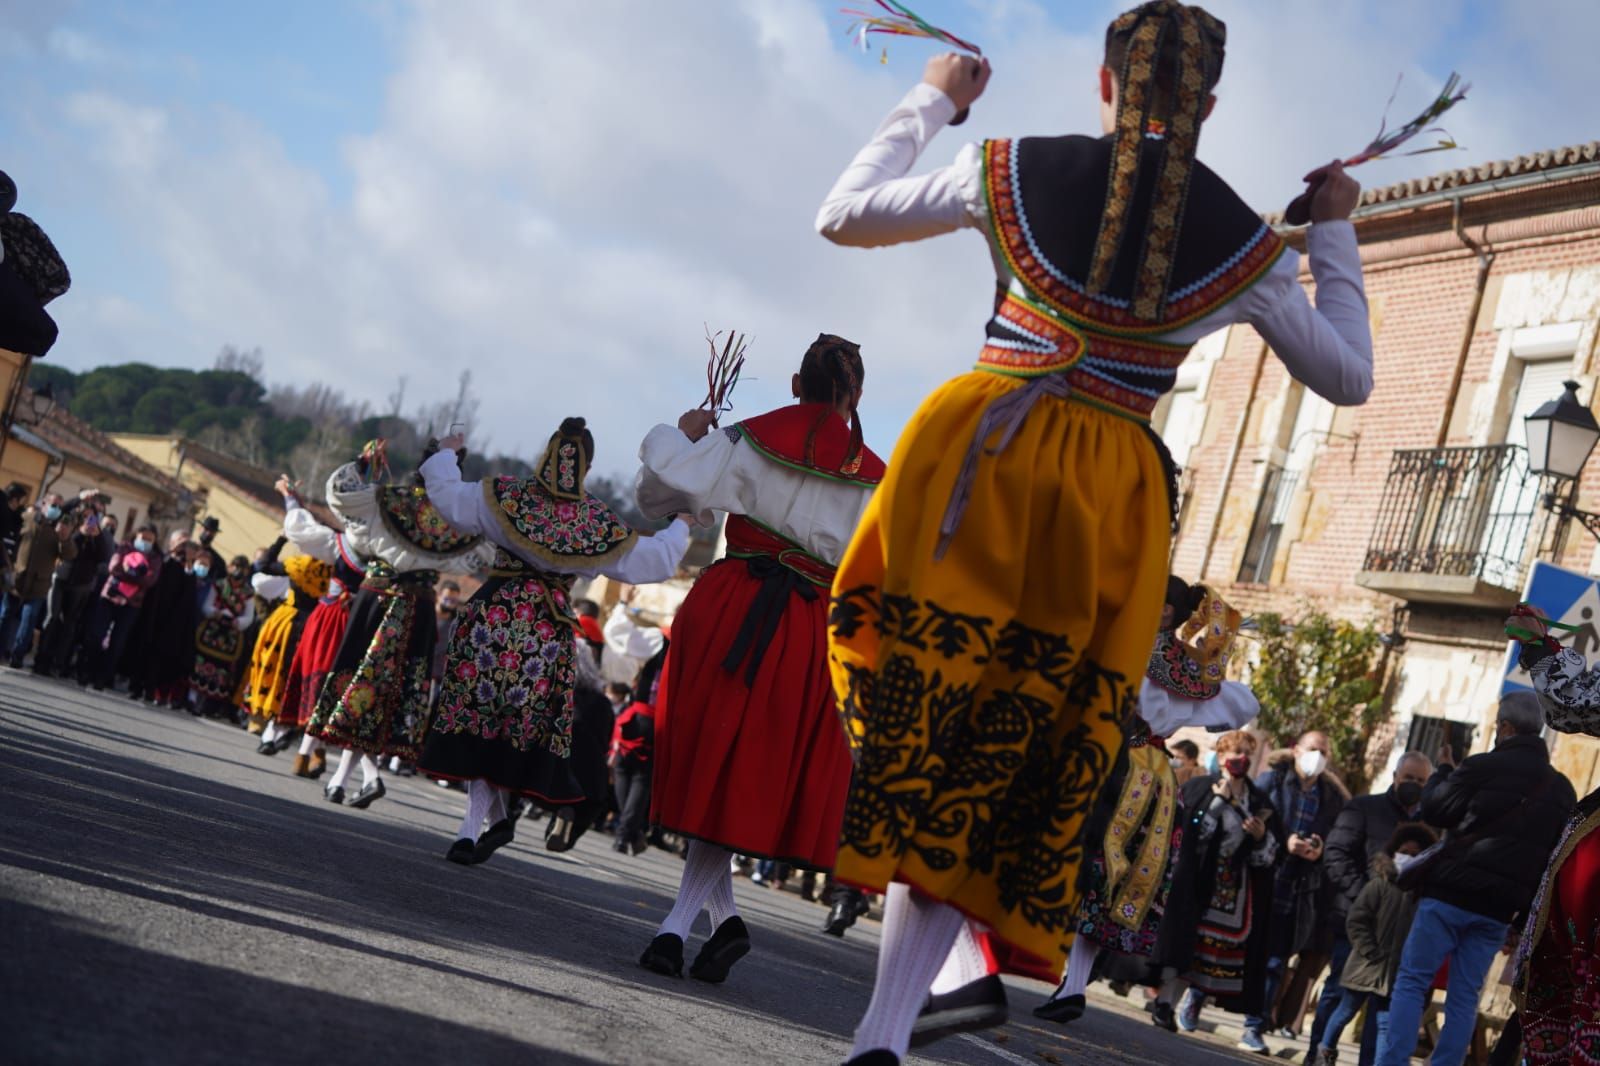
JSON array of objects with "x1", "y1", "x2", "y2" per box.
[{"x1": 1503, "y1": 560, "x2": 1600, "y2": 695}]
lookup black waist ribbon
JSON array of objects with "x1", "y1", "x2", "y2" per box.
[{"x1": 720, "y1": 556, "x2": 819, "y2": 687}]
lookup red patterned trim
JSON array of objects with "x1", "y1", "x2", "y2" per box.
[{"x1": 983, "y1": 138, "x2": 1286, "y2": 337}]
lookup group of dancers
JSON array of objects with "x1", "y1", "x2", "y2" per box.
[{"x1": 157, "y1": 3, "x2": 1600, "y2": 1063}]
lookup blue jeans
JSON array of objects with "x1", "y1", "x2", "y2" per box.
[
  {"x1": 7, "y1": 595, "x2": 46, "y2": 661},
  {"x1": 1310, "y1": 933, "x2": 1380, "y2": 1063},
  {"x1": 1323, "y1": 989, "x2": 1389, "y2": 1057},
  {"x1": 0, "y1": 591, "x2": 19, "y2": 655},
  {"x1": 1245, "y1": 955, "x2": 1286, "y2": 1033},
  {"x1": 1377, "y1": 898, "x2": 1506, "y2": 1066}
]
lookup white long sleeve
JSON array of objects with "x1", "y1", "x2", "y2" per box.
[
  {"x1": 604, "y1": 605, "x2": 666, "y2": 661},
  {"x1": 815, "y1": 83, "x2": 987, "y2": 247},
  {"x1": 635, "y1": 422, "x2": 874, "y2": 566},
  {"x1": 1140, "y1": 678, "x2": 1259, "y2": 738},
  {"x1": 282, "y1": 503, "x2": 343, "y2": 565},
  {"x1": 1240, "y1": 221, "x2": 1374, "y2": 405},
  {"x1": 252, "y1": 573, "x2": 291, "y2": 601},
  {"x1": 233, "y1": 597, "x2": 256, "y2": 630},
  {"x1": 419, "y1": 450, "x2": 691, "y2": 582}
]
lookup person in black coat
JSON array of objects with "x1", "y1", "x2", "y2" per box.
[
  {"x1": 121, "y1": 534, "x2": 198, "y2": 704},
  {"x1": 34, "y1": 506, "x2": 108, "y2": 677},
  {"x1": 1247, "y1": 732, "x2": 1347, "y2": 1046},
  {"x1": 1306, "y1": 749, "x2": 1434, "y2": 1063},
  {"x1": 1376, "y1": 692, "x2": 1577, "y2": 1066}
]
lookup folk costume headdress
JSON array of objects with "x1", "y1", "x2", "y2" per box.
[
  {"x1": 483, "y1": 417, "x2": 636, "y2": 568},
  {"x1": 1091, "y1": 1, "x2": 1227, "y2": 323},
  {"x1": 1146, "y1": 583, "x2": 1241, "y2": 700}
]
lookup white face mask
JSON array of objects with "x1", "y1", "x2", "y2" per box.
[
  {"x1": 1296, "y1": 750, "x2": 1327, "y2": 779},
  {"x1": 1392, "y1": 852, "x2": 1418, "y2": 875}
]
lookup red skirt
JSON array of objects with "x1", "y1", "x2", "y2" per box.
[
  {"x1": 651, "y1": 557, "x2": 852, "y2": 871},
  {"x1": 277, "y1": 598, "x2": 350, "y2": 729}
]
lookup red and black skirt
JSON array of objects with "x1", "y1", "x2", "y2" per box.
[
  {"x1": 651, "y1": 538, "x2": 852, "y2": 872},
  {"x1": 278, "y1": 596, "x2": 351, "y2": 730}
]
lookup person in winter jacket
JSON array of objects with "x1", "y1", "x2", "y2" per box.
[
  {"x1": 1376, "y1": 692, "x2": 1577, "y2": 1066},
  {"x1": 1314, "y1": 823, "x2": 1438, "y2": 1066},
  {"x1": 611, "y1": 642, "x2": 666, "y2": 856},
  {"x1": 6, "y1": 494, "x2": 78, "y2": 668},
  {"x1": 1246, "y1": 732, "x2": 1348, "y2": 1049},
  {"x1": 78, "y1": 524, "x2": 161, "y2": 690},
  {"x1": 1307, "y1": 750, "x2": 1434, "y2": 1061}
]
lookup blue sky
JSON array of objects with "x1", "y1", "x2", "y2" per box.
[{"x1": 4, "y1": 0, "x2": 1595, "y2": 474}]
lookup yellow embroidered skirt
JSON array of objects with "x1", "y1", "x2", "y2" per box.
[
  {"x1": 246, "y1": 601, "x2": 299, "y2": 727},
  {"x1": 828, "y1": 369, "x2": 1170, "y2": 974}
]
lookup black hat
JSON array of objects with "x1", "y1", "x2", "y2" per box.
[
  {"x1": 0, "y1": 171, "x2": 16, "y2": 215},
  {"x1": 200, "y1": 516, "x2": 222, "y2": 534},
  {"x1": 5, "y1": 481, "x2": 28, "y2": 500}
]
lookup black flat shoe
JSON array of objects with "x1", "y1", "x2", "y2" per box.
[
  {"x1": 544, "y1": 808, "x2": 577, "y2": 852},
  {"x1": 639, "y1": 933, "x2": 684, "y2": 977},
  {"x1": 446, "y1": 838, "x2": 482, "y2": 865},
  {"x1": 348, "y1": 779, "x2": 386, "y2": 809},
  {"x1": 690, "y1": 916, "x2": 751, "y2": 984},
  {"x1": 324, "y1": 786, "x2": 345, "y2": 805},
  {"x1": 910, "y1": 973, "x2": 1008, "y2": 1049},
  {"x1": 1032, "y1": 991, "x2": 1086, "y2": 1023},
  {"x1": 272, "y1": 731, "x2": 298, "y2": 754},
  {"x1": 823, "y1": 893, "x2": 869, "y2": 937},
  {"x1": 256, "y1": 739, "x2": 277, "y2": 756},
  {"x1": 844, "y1": 1052, "x2": 899, "y2": 1066},
  {"x1": 1150, "y1": 1000, "x2": 1177, "y2": 1032},
  {"x1": 474, "y1": 818, "x2": 514, "y2": 862}
]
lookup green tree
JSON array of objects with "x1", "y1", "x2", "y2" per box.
[{"x1": 1247, "y1": 608, "x2": 1383, "y2": 790}]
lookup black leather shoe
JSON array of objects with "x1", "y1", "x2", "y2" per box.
[
  {"x1": 843, "y1": 1052, "x2": 899, "y2": 1066},
  {"x1": 1150, "y1": 1000, "x2": 1177, "y2": 1032},
  {"x1": 348, "y1": 779, "x2": 386, "y2": 809},
  {"x1": 272, "y1": 730, "x2": 298, "y2": 754},
  {"x1": 256, "y1": 739, "x2": 277, "y2": 756},
  {"x1": 910, "y1": 973, "x2": 1008, "y2": 1048},
  {"x1": 474, "y1": 818, "x2": 514, "y2": 862},
  {"x1": 446, "y1": 838, "x2": 482, "y2": 865},
  {"x1": 325, "y1": 785, "x2": 345, "y2": 804},
  {"x1": 1033, "y1": 991, "x2": 1086, "y2": 1023},
  {"x1": 544, "y1": 808, "x2": 577, "y2": 852},
  {"x1": 639, "y1": 933, "x2": 684, "y2": 977},
  {"x1": 822, "y1": 893, "x2": 869, "y2": 937},
  {"x1": 690, "y1": 916, "x2": 751, "y2": 984}
]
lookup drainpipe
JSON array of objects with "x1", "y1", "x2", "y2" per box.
[
  {"x1": 1198, "y1": 336, "x2": 1271, "y2": 581},
  {"x1": 1433, "y1": 200, "x2": 1496, "y2": 449}
]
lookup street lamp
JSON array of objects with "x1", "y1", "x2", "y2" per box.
[
  {"x1": 27, "y1": 384, "x2": 56, "y2": 424},
  {"x1": 1526, "y1": 379, "x2": 1600, "y2": 540}
]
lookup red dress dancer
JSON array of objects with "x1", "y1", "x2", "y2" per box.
[{"x1": 634, "y1": 335, "x2": 884, "y2": 986}]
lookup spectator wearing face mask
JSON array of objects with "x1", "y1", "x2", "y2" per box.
[
  {"x1": 1311, "y1": 750, "x2": 1434, "y2": 1064},
  {"x1": 123, "y1": 533, "x2": 198, "y2": 706},
  {"x1": 1311, "y1": 824, "x2": 1440, "y2": 1066},
  {"x1": 34, "y1": 503, "x2": 108, "y2": 677},
  {"x1": 1238, "y1": 731, "x2": 1348, "y2": 1053},
  {"x1": 78, "y1": 524, "x2": 161, "y2": 690},
  {"x1": 1153, "y1": 729, "x2": 1283, "y2": 1040},
  {"x1": 5, "y1": 494, "x2": 78, "y2": 669},
  {"x1": 1170, "y1": 739, "x2": 1203, "y2": 786},
  {"x1": 1377, "y1": 693, "x2": 1577, "y2": 1066}
]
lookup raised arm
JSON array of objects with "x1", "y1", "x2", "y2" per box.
[
  {"x1": 418, "y1": 449, "x2": 491, "y2": 540},
  {"x1": 604, "y1": 603, "x2": 667, "y2": 661},
  {"x1": 815, "y1": 57, "x2": 992, "y2": 248},
  {"x1": 635, "y1": 416, "x2": 753, "y2": 524},
  {"x1": 252, "y1": 572, "x2": 291, "y2": 601}
]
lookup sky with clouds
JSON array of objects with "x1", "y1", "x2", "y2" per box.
[{"x1": 2, "y1": 0, "x2": 1595, "y2": 476}]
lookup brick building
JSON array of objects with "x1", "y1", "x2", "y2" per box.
[{"x1": 1160, "y1": 142, "x2": 1600, "y2": 793}]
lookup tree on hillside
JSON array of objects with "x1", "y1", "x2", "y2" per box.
[{"x1": 1247, "y1": 608, "x2": 1383, "y2": 792}]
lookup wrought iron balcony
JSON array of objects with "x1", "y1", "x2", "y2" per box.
[{"x1": 1356, "y1": 444, "x2": 1543, "y2": 606}]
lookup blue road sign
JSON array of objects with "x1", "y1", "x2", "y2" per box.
[{"x1": 1503, "y1": 560, "x2": 1600, "y2": 695}]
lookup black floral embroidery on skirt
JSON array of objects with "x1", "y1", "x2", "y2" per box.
[{"x1": 831, "y1": 585, "x2": 1132, "y2": 938}]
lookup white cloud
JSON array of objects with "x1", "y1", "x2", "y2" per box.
[{"x1": 28, "y1": 0, "x2": 1600, "y2": 476}]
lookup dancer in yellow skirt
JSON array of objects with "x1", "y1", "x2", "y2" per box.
[{"x1": 815, "y1": 3, "x2": 1374, "y2": 1061}]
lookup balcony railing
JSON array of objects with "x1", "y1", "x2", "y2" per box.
[{"x1": 1357, "y1": 444, "x2": 1542, "y2": 606}]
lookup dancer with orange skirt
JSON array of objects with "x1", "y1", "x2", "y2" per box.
[
  {"x1": 815, "y1": 4, "x2": 1374, "y2": 1060},
  {"x1": 633, "y1": 334, "x2": 884, "y2": 985}
]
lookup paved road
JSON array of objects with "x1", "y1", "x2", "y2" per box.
[{"x1": 2, "y1": 672, "x2": 1281, "y2": 1065}]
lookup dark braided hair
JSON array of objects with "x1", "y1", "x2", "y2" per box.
[
  {"x1": 1163, "y1": 574, "x2": 1206, "y2": 629},
  {"x1": 798, "y1": 333, "x2": 865, "y2": 473},
  {"x1": 558, "y1": 417, "x2": 596, "y2": 463},
  {"x1": 1104, "y1": 2, "x2": 1226, "y2": 121}
]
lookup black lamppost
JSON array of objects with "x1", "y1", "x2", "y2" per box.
[
  {"x1": 26, "y1": 384, "x2": 56, "y2": 424},
  {"x1": 1525, "y1": 380, "x2": 1600, "y2": 540}
]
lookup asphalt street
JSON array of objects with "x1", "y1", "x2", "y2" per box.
[{"x1": 2, "y1": 671, "x2": 1279, "y2": 1065}]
